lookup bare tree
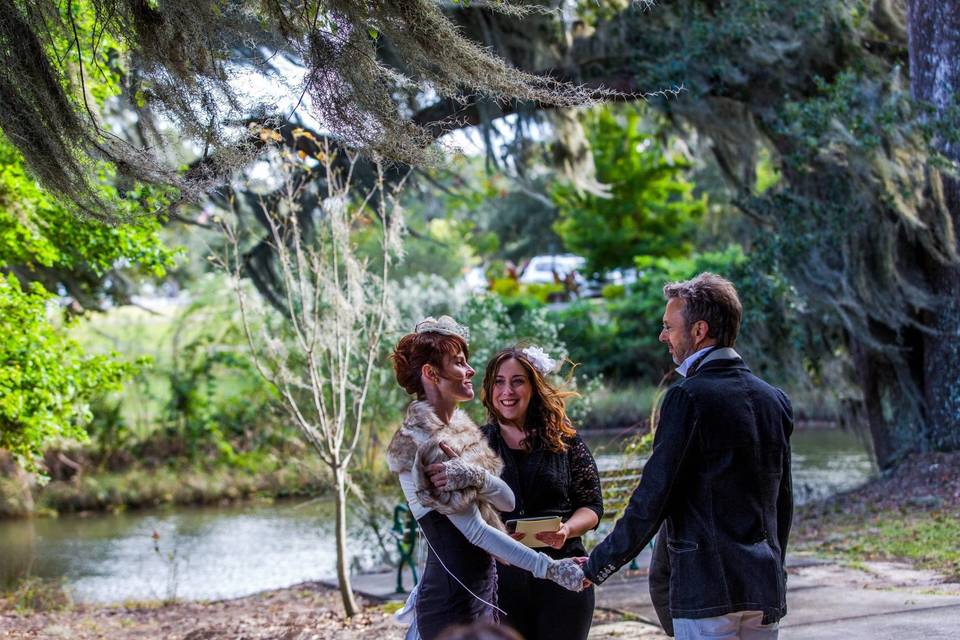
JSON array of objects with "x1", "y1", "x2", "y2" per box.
[{"x1": 220, "y1": 141, "x2": 405, "y2": 616}]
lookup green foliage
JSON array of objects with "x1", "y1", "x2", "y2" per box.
[
  {"x1": 34, "y1": 458, "x2": 332, "y2": 514},
  {"x1": 459, "y1": 294, "x2": 597, "y2": 426},
  {"x1": 581, "y1": 383, "x2": 658, "y2": 432},
  {"x1": 75, "y1": 277, "x2": 292, "y2": 469},
  {"x1": 806, "y1": 510, "x2": 960, "y2": 581},
  {"x1": 1, "y1": 576, "x2": 72, "y2": 613},
  {"x1": 552, "y1": 107, "x2": 707, "y2": 274},
  {"x1": 0, "y1": 3, "x2": 177, "y2": 469},
  {"x1": 0, "y1": 136, "x2": 177, "y2": 281},
  {"x1": 550, "y1": 245, "x2": 799, "y2": 385},
  {"x1": 416, "y1": 154, "x2": 565, "y2": 264},
  {"x1": 0, "y1": 275, "x2": 136, "y2": 470}
]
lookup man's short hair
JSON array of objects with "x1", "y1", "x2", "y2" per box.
[{"x1": 663, "y1": 272, "x2": 742, "y2": 347}]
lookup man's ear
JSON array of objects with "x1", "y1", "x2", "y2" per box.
[{"x1": 693, "y1": 319, "x2": 710, "y2": 342}]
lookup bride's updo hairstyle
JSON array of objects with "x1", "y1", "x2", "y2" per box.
[{"x1": 392, "y1": 331, "x2": 469, "y2": 399}]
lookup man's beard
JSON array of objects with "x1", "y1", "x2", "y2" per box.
[{"x1": 671, "y1": 336, "x2": 695, "y2": 365}]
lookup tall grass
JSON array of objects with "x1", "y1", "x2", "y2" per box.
[{"x1": 581, "y1": 382, "x2": 660, "y2": 432}]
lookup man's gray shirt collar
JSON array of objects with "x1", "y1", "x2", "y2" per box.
[{"x1": 676, "y1": 346, "x2": 741, "y2": 378}]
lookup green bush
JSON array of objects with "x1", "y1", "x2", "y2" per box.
[
  {"x1": 0, "y1": 275, "x2": 138, "y2": 470},
  {"x1": 459, "y1": 295, "x2": 596, "y2": 425},
  {"x1": 2, "y1": 576, "x2": 72, "y2": 613},
  {"x1": 550, "y1": 245, "x2": 800, "y2": 385}
]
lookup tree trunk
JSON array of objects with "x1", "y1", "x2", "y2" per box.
[
  {"x1": 908, "y1": 0, "x2": 960, "y2": 455},
  {"x1": 332, "y1": 464, "x2": 360, "y2": 617}
]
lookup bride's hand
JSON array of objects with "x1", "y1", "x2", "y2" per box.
[
  {"x1": 425, "y1": 442, "x2": 460, "y2": 490},
  {"x1": 545, "y1": 558, "x2": 585, "y2": 592}
]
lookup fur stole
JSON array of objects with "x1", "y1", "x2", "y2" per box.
[{"x1": 387, "y1": 400, "x2": 507, "y2": 531}]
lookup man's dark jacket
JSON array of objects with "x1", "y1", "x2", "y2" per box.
[{"x1": 584, "y1": 349, "x2": 794, "y2": 631}]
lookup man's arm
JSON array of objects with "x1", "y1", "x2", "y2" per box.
[
  {"x1": 776, "y1": 390, "x2": 794, "y2": 565},
  {"x1": 584, "y1": 385, "x2": 698, "y2": 585}
]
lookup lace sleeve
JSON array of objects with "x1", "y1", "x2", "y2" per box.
[{"x1": 569, "y1": 433, "x2": 603, "y2": 523}]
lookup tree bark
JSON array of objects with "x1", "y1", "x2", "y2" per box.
[
  {"x1": 908, "y1": 0, "x2": 960, "y2": 455},
  {"x1": 332, "y1": 463, "x2": 359, "y2": 617}
]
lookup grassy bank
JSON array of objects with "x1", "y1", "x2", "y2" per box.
[
  {"x1": 794, "y1": 451, "x2": 960, "y2": 581},
  {"x1": 0, "y1": 457, "x2": 336, "y2": 518}
]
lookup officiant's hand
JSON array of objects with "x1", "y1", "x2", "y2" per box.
[
  {"x1": 509, "y1": 532, "x2": 526, "y2": 541},
  {"x1": 535, "y1": 523, "x2": 570, "y2": 549}
]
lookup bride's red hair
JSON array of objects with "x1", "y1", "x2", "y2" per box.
[{"x1": 391, "y1": 332, "x2": 469, "y2": 398}]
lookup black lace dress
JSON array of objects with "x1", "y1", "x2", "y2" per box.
[{"x1": 481, "y1": 424, "x2": 603, "y2": 639}]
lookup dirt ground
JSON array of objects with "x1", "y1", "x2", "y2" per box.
[{"x1": 0, "y1": 582, "x2": 406, "y2": 640}]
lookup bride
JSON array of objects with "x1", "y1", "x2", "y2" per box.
[{"x1": 387, "y1": 316, "x2": 585, "y2": 640}]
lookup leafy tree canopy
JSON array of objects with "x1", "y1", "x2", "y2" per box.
[
  {"x1": 0, "y1": 135, "x2": 177, "y2": 309},
  {"x1": 552, "y1": 107, "x2": 706, "y2": 274}
]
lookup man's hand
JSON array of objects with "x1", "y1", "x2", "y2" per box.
[
  {"x1": 535, "y1": 523, "x2": 570, "y2": 550},
  {"x1": 509, "y1": 532, "x2": 526, "y2": 542},
  {"x1": 425, "y1": 442, "x2": 459, "y2": 490},
  {"x1": 572, "y1": 556, "x2": 593, "y2": 589}
]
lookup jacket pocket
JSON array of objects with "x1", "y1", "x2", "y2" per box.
[{"x1": 667, "y1": 538, "x2": 699, "y2": 554}]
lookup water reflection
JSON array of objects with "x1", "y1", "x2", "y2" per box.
[
  {"x1": 0, "y1": 499, "x2": 386, "y2": 603},
  {"x1": 583, "y1": 424, "x2": 877, "y2": 506}
]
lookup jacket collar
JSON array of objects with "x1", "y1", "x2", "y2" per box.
[{"x1": 687, "y1": 347, "x2": 743, "y2": 377}]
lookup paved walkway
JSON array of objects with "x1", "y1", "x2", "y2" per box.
[{"x1": 344, "y1": 551, "x2": 960, "y2": 639}]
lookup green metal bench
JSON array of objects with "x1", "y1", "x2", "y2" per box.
[
  {"x1": 392, "y1": 503, "x2": 419, "y2": 593},
  {"x1": 599, "y1": 465, "x2": 649, "y2": 570}
]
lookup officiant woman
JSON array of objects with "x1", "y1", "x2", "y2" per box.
[{"x1": 479, "y1": 346, "x2": 603, "y2": 639}]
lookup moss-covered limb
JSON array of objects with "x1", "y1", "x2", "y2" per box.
[{"x1": 0, "y1": 0, "x2": 609, "y2": 213}]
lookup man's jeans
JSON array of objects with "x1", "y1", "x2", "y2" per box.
[{"x1": 674, "y1": 611, "x2": 779, "y2": 640}]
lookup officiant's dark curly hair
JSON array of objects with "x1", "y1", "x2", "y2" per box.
[{"x1": 480, "y1": 347, "x2": 577, "y2": 454}]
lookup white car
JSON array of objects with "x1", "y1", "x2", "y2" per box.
[{"x1": 519, "y1": 254, "x2": 589, "y2": 296}]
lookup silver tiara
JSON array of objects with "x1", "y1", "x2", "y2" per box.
[{"x1": 415, "y1": 315, "x2": 470, "y2": 340}]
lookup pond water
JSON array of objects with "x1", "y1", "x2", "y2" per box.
[
  {"x1": 0, "y1": 499, "x2": 388, "y2": 603},
  {"x1": 583, "y1": 424, "x2": 878, "y2": 506},
  {"x1": 0, "y1": 425, "x2": 875, "y2": 604}
]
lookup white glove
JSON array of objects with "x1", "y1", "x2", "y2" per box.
[
  {"x1": 442, "y1": 458, "x2": 486, "y2": 491},
  {"x1": 545, "y1": 558, "x2": 585, "y2": 592}
]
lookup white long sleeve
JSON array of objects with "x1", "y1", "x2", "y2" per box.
[
  {"x1": 398, "y1": 471, "x2": 550, "y2": 579},
  {"x1": 478, "y1": 471, "x2": 515, "y2": 512}
]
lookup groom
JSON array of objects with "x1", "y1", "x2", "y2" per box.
[{"x1": 582, "y1": 273, "x2": 794, "y2": 639}]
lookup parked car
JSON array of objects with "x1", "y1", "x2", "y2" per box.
[
  {"x1": 519, "y1": 254, "x2": 591, "y2": 299},
  {"x1": 519, "y1": 254, "x2": 585, "y2": 285}
]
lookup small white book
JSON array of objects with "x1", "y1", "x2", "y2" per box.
[{"x1": 504, "y1": 516, "x2": 561, "y2": 548}]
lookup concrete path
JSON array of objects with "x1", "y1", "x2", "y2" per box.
[{"x1": 345, "y1": 551, "x2": 960, "y2": 639}]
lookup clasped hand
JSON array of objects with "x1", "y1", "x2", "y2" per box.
[
  {"x1": 426, "y1": 442, "x2": 485, "y2": 492},
  {"x1": 424, "y1": 442, "x2": 460, "y2": 490}
]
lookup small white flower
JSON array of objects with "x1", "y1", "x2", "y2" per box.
[{"x1": 521, "y1": 345, "x2": 557, "y2": 375}]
